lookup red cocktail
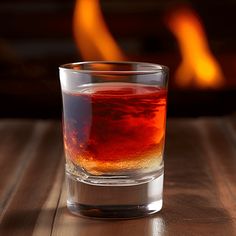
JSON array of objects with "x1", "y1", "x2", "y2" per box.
[{"x1": 63, "y1": 83, "x2": 167, "y2": 175}]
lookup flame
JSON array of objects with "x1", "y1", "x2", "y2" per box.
[
  {"x1": 73, "y1": 0, "x2": 125, "y2": 61},
  {"x1": 167, "y1": 7, "x2": 224, "y2": 88}
]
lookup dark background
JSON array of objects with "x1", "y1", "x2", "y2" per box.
[{"x1": 1, "y1": 0, "x2": 236, "y2": 118}]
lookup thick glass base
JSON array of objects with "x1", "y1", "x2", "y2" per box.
[{"x1": 66, "y1": 171, "x2": 164, "y2": 219}]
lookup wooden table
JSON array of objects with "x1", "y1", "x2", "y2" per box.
[{"x1": 0, "y1": 115, "x2": 236, "y2": 236}]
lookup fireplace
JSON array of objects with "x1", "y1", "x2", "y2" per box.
[{"x1": 0, "y1": 0, "x2": 236, "y2": 118}]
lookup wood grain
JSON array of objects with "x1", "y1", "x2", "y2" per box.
[
  {"x1": 0, "y1": 120, "x2": 63, "y2": 236},
  {"x1": 0, "y1": 116, "x2": 236, "y2": 235}
]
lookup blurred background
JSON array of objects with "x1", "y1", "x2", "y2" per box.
[{"x1": 1, "y1": 0, "x2": 236, "y2": 118}]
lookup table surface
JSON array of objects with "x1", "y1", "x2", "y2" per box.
[{"x1": 0, "y1": 115, "x2": 236, "y2": 236}]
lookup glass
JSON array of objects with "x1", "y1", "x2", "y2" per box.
[{"x1": 59, "y1": 61, "x2": 168, "y2": 218}]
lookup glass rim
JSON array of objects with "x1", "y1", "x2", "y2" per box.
[{"x1": 59, "y1": 61, "x2": 169, "y2": 75}]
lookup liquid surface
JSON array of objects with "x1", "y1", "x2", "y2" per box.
[{"x1": 62, "y1": 83, "x2": 167, "y2": 175}]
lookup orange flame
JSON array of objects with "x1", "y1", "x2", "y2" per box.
[
  {"x1": 73, "y1": 0, "x2": 125, "y2": 61},
  {"x1": 167, "y1": 7, "x2": 224, "y2": 88}
]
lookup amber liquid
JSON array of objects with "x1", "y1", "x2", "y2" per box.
[{"x1": 62, "y1": 83, "x2": 167, "y2": 175}]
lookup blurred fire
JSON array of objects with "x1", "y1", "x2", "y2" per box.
[
  {"x1": 167, "y1": 7, "x2": 224, "y2": 89},
  {"x1": 73, "y1": 0, "x2": 125, "y2": 61},
  {"x1": 73, "y1": 2, "x2": 224, "y2": 89}
]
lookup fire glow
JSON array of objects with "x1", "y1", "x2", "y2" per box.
[
  {"x1": 167, "y1": 7, "x2": 224, "y2": 89},
  {"x1": 73, "y1": 2, "x2": 224, "y2": 89},
  {"x1": 73, "y1": 0, "x2": 125, "y2": 61}
]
